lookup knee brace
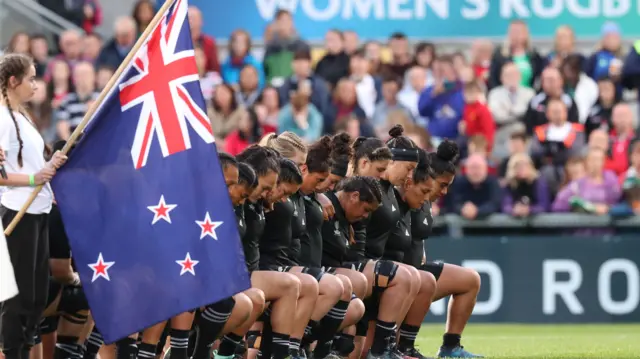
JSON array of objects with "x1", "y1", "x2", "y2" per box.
[
  {"x1": 58, "y1": 286, "x2": 89, "y2": 315},
  {"x1": 246, "y1": 330, "x2": 262, "y2": 350},
  {"x1": 61, "y1": 311, "x2": 88, "y2": 326},
  {"x1": 373, "y1": 260, "x2": 398, "y2": 293},
  {"x1": 355, "y1": 317, "x2": 369, "y2": 337}
]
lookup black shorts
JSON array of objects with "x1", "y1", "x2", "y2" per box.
[
  {"x1": 420, "y1": 261, "x2": 444, "y2": 281},
  {"x1": 339, "y1": 260, "x2": 369, "y2": 272},
  {"x1": 275, "y1": 266, "x2": 324, "y2": 282},
  {"x1": 39, "y1": 315, "x2": 59, "y2": 335}
]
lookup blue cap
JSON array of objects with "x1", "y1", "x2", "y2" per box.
[{"x1": 601, "y1": 22, "x2": 621, "y2": 37}]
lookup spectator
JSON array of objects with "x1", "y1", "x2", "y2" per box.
[
  {"x1": 405, "y1": 125, "x2": 434, "y2": 152},
  {"x1": 585, "y1": 22, "x2": 624, "y2": 85},
  {"x1": 458, "y1": 66, "x2": 478, "y2": 87},
  {"x1": 502, "y1": 153, "x2": 550, "y2": 216},
  {"x1": 7, "y1": 32, "x2": 30, "y2": 54},
  {"x1": 96, "y1": 16, "x2": 137, "y2": 70},
  {"x1": 410, "y1": 42, "x2": 436, "y2": 89},
  {"x1": 530, "y1": 98, "x2": 585, "y2": 193},
  {"x1": 343, "y1": 30, "x2": 359, "y2": 56},
  {"x1": 29, "y1": 34, "x2": 50, "y2": 78},
  {"x1": 278, "y1": 49, "x2": 331, "y2": 118},
  {"x1": 606, "y1": 104, "x2": 636, "y2": 176},
  {"x1": 221, "y1": 30, "x2": 265, "y2": 89},
  {"x1": 56, "y1": 62, "x2": 99, "y2": 140},
  {"x1": 546, "y1": 25, "x2": 583, "y2": 68},
  {"x1": 559, "y1": 156, "x2": 586, "y2": 190},
  {"x1": 235, "y1": 65, "x2": 262, "y2": 108},
  {"x1": 44, "y1": 30, "x2": 84, "y2": 82},
  {"x1": 208, "y1": 84, "x2": 244, "y2": 144},
  {"x1": 399, "y1": 66, "x2": 428, "y2": 125},
  {"x1": 488, "y1": 20, "x2": 543, "y2": 90},
  {"x1": 278, "y1": 79, "x2": 323, "y2": 143},
  {"x1": 82, "y1": 33, "x2": 103, "y2": 64},
  {"x1": 258, "y1": 86, "x2": 280, "y2": 133},
  {"x1": 452, "y1": 51, "x2": 468, "y2": 77},
  {"x1": 462, "y1": 135, "x2": 498, "y2": 175},
  {"x1": 450, "y1": 154, "x2": 502, "y2": 219},
  {"x1": 48, "y1": 60, "x2": 72, "y2": 109},
  {"x1": 559, "y1": 54, "x2": 599, "y2": 123},
  {"x1": 82, "y1": 0, "x2": 102, "y2": 34},
  {"x1": 39, "y1": 0, "x2": 96, "y2": 29},
  {"x1": 418, "y1": 55, "x2": 465, "y2": 142},
  {"x1": 470, "y1": 39, "x2": 493, "y2": 85},
  {"x1": 96, "y1": 66, "x2": 114, "y2": 91},
  {"x1": 382, "y1": 32, "x2": 412, "y2": 78},
  {"x1": 460, "y1": 81, "x2": 495, "y2": 151},
  {"x1": 612, "y1": 139, "x2": 640, "y2": 216},
  {"x1": 585, "y1": 77, "x2": 620, "y2": 139},
  {"x1": 523, "y1": 67, "x2": 579, "y2": 135},
  {"x1": 334, "y1": 114, "x2": 361, "y2": 139},
  {"x1": 325, "y1": 78, "x2": 373, "y2": 136},
  {"x1": 315, "y1": 29, "x2": 351, "y2": 89},
  {"x1": 371, "y1": 75, "x2": 412, "y2": 133},
  {"x1": 621, "y1": 40, "x2": 640, "y2": 114},
  {"x1": 488, "y1": 62, "x2": 535, "y2": 159},
  {"x1": 364, "y1": 41, "x2": 384, "y2": 76},
  {"x1": 263, "y1": 9, "x2": 309, "y2": 86},
  {"x1": 378, "y1": 110, "x2": 414, "y2": 142},
  {"x1": 552, "y1": 148, "x2": 621, "y2": 214},
  {"x1": 350, "y1": 49, "x2": 379, "y2": 119},
  {"x1": 26, "y1": 78, "x2": 55, "y2": 143},
  {"x1": 195, "y1": 47, "x2": 217, "y2": 102},
  {"x1": 225, "y1": 108, "x2": 263, "y2": 156},
  {"x1": 188, "y1": 6, "x2": 221, "y2": 74},
  {"x1": 498, "y1": 132, "x2": 529, "y2": 178},
  {"x1": 132, "y1": 0, "x2": 156, "y2": 35}
]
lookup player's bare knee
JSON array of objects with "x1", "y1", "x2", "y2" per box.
[
  {"x1": 406, "y1": 265, "x2": 421, "y2": 295},
  {"x1": 336, "y1": 274, "x2": 353, "y2": 300},
  {"x1": 234, "y1": 293, "x2": 254, "y2": 320},
  {"x1": 349, "y1": 298, "x2": 366, "y2": 322},
  {"x1": 321, "y1": 274, "x2": 344, "y2": 301},
  {"x1": 391, "y1": 265, "x2": 412, "y2": 291},
  {"x1": 280, "y1": 272, "x2": 301, "y2": 298},
  {"x1": 299, "y1": 273, "x2": 320, "y2": 298},
  {"x1": 246, "y1": 288, "x2": 266, "y2": 314},
  {"x1": 467, "y1": 269, "x2": 481, "y2": 293},
  {"x1": 420, "y1": 271, "x2": 437, "y2": 298},
  {"x1": 351, "y1": 271, "x2": 368, "y2": 298}
]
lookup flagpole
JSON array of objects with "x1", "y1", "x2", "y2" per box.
[{"x1": 3, "y1": 0, "x2": 180, "y2": 236}]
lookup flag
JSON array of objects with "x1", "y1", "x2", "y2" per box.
[
  {"x1": 0, "y1": 221, "x2": 18, "y2": 302},
  {"x1": 51, "y1": 0, "x2": 250, "y2": 342}
]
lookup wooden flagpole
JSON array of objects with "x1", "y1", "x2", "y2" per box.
[{"x1": 4, "y1": 0, "x2": 179, "y2": 236}]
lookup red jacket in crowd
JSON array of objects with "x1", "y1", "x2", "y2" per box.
[
  {"x1": 463, "y1": 101, "x2": 496, "y2": 151},
  {"x1": 605, "y1": 131, "x2": 634, "y2": 177},
  {"x1": 194, "y1": 34, "x2": 221, "y2": 73},
  {"x1": 473, "y1": 63, "x2": 490, "y2": 84}
]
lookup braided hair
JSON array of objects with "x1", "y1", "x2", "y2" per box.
[
  {"x1": 337, "y1": 176, "x2": 383, "y2": 204},
  {"x1": 428, "y1": 140, "x2": 459, "y2": 177},
  {"x1": 0, "y1": 53, "x2": 33, "y2": 168},
  {"x1": 259, "y1": 132, "x2": 308, "y2": 160}
]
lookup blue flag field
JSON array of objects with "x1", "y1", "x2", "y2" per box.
[{"x1": 51, "y1": 0, "x2": 250, "y2": 342}]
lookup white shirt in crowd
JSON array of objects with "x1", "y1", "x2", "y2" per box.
[
  {"x1": 353, "y1": 74, "x2": 377, "y2": 118},
  {"x1": 0, "y1": 106, "x2": 53, "y2": 214},
  {"x1": 573, "y1": 73, "x2": 599, "y2": 124}
]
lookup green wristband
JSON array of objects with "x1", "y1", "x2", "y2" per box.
[{"x1": 29, "y1": 174, "x2": 35, "y2": 186}]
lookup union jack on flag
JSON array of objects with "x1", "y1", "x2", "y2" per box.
[
  {"x1": 52, "y1": 0, "x2": 249, "y2": 343},
  {"x1": 119, "y1": 0, "x2": 214, "y2": 169}
]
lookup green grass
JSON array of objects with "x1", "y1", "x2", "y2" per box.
[{"x1": 414, "y1": 324, "x2": 640, "y2": 359}]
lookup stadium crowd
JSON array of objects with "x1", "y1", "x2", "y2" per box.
[{"x1": 4, "y1": 0, "x2": 640, "y2": 219}]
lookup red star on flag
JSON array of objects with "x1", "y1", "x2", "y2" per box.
[
  {"x1": 147, "y1": 195, "x2": 177, "y2": 224},
  {"x1": 176, "y1": 253, "x2": 199, "y2": 276},
  {"x1": 195, "y1": 212, "x2": 223, "y2": 240},
  {"x1": 88, "y1": 253, "x2": 115, "y2": 282}
]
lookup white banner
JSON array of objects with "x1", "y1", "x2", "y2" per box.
[{"x1": 0, "y1": 220, "x2": 18, "y2": 302}]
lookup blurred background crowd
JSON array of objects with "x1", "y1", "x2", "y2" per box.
[{"x1": 3, "y1": 0, "x2": 640, "y2": 222}]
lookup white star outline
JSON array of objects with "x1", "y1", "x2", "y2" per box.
[
  {"x1": 195, "y1": 212, "x2": 224, "y2": 240},
  {"x1": 176, "y1": 252, "x2": 199, "y2": 276},
  {"x1": 88, "y1": 253, "x2": 115, "y2": 283},
  {"x1": 147, "y1": 195, "x2": 177, "y2": 224}
]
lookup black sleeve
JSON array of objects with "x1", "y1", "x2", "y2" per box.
[
  {"x1": 568, "y1": 100, "x2": 580, "y2": 124},
  {"x1": 523, "y1": 101, "x2": 537, "y2": 135},
  {"x1": 49, "y1": 206, "x2": 71, "y2": 260}
]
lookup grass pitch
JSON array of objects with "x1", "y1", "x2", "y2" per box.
[{"x1": 414, "y1": 324, "x2": 639, "y2": 359}]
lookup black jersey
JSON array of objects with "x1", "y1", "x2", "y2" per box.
[
  {"x1": 321, "y1": 192, "x2": 352, "y2": 267},
  {"x1": 364, "y1": 180, "x2": 403, "y2": 260},
  {"x1": 383, "y1": 192, "x2": 412, "y2": 263},
  {"x1": 242, "y1": 200, "x2": 265, "y2": 272},
  {"x1": 300, "y1": 193, "x2": 324, "y2": 267},
  {"x1": 404, "y1": 201, "x2": 434, "y2": 267},
  {"x1": 260, "y1": 198, "x2": 296, "y2": 268},
  {"x1": 288, "y1": 191, "x2": 306, "y2": 265},
  {"x1": 49, "y1": 204, "x2": 71, "y2": 260}
]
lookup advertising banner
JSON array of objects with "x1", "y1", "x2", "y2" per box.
[
  {"x1": 424, "y1": 236, "x2": 640, "y2": 323},
  {"x1": 192, "y1": 0, "x2": 640, "y2": 41}
]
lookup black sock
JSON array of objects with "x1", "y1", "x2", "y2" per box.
[
  {"x1": 271, "y1": 332, "x2": 290, "y2": 359},
  {"x1": 332, "y1": 333, "x2": 355, "y2": 356},
  {"x1": 442, "y1": 333, "x2": 461, "y2": 349},
  {"x1": 398, "y1": 324, "x2": 420, "y2": 350},
  {"x1": 371, "y1": 320, "x2": 395, "y2": 356},
  {"x1": 170, "y1": 329, "x2": 190, "y2": 359},
  {"x1": 84, "y1": 329, "x2": 104, "y2": 359},
  {"x1": 137, "y1": 343, "x2": 157, "y2": 359},
  {"x1": 193, "y1": 299, "x2": 235, "y2": 359},
  {"x1": 75, "y1": 344, "x2": 85, "y2": 359},
  {"x1": 55, "y1": 335, "x2": 79, "y2": 359},
  {"x1": 313, "y1": 300, "x2": 349, "y2": 358},
  {"x1": 300, "y1": 320, "x2": 319, "y2": 348},
  {"x1": 218, "y1": 333, "x2": 243, "y2": 357},
  {"x1": 116, "y1": 338, "x2": 138, "y2": 359},
  {"x1": 288, "y1": 338, "x2": 301, "y2": 353}
]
